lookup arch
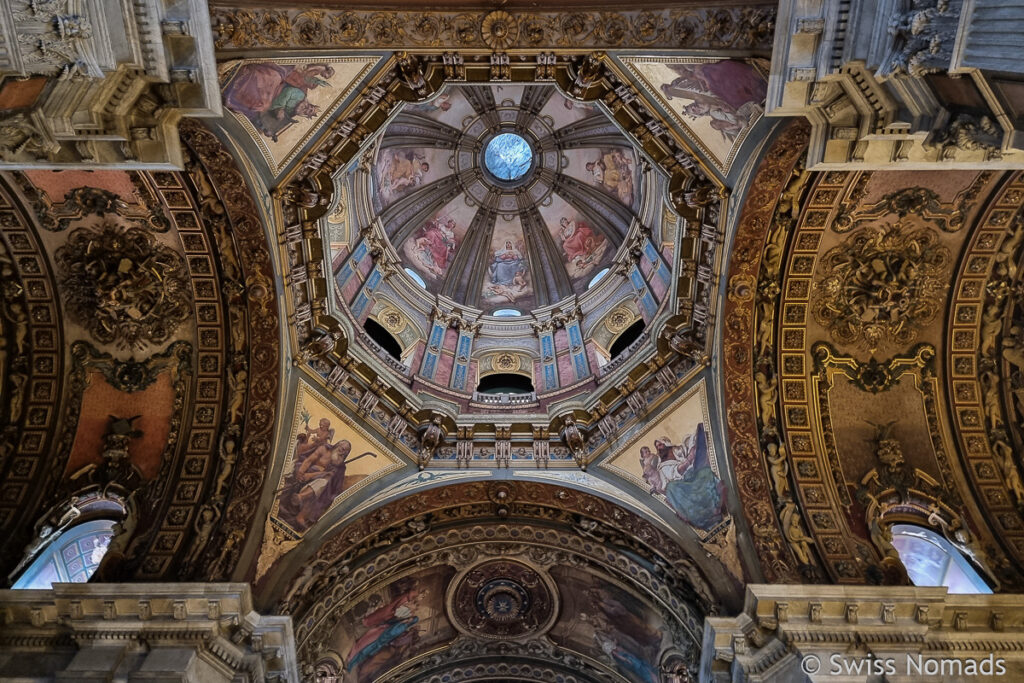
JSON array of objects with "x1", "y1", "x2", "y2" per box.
[
  {"x1": 890, "y1": 524, "x2": 992, "y2": 594},
  {"x1": 476, "y1": 372, "x2": 535, "y2": 394},
  {"x1": 363, "y1": 318, "x2": 403, "y2": 361},
  {"x1": 609, "y1": 319, "x2": 646, "y2": 359},
  {"x1": 12, "y1": 519, "x2": 116, "y2": 589}
]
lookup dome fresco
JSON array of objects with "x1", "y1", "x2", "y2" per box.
[{"x1": 370, "y1": 83, "x2": 643, "y2": 314}]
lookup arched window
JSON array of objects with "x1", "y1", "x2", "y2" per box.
[
  {"x1": 12, "y1": 519, "x2": 116, "y2": 589},
  {"x1": 493, "y1": 308, "x2": 521, "y2": 317},
  {"x1": 404, "y1": 267, "x2": 426, "y2": 288},
  {"x1": 588, "y1": 267, "x2": 609, "y2": 289},
  {"x1": 363, "y1": 318, "x2": 403, "y2": 361},
  {"x1": 476, "y1": 373, "x2": 535, "y2": 394},
  {"x1": 609, "y1": 319, "x2": 645, "y2": 359},
  {"x1": 890, "y1": 524, "x2": 991, "y2": 594}
]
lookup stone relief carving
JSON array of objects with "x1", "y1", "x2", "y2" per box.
[
  {"x1": 210, "y1": 6, "x2": 775, "y2": 51},
  {"x1": 878, "y1": 0, "x2": 962, "y2": 79},
  {"x1": 812, "y1": 224, "x2": 950, "y2": 351},
  {"x1": 55, "y1": 223, "x2": 192, "y2": 350}
]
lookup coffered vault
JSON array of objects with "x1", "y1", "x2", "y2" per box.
[{"x1": 4, "y1": 1, "x2": 1024, "y2": 682}]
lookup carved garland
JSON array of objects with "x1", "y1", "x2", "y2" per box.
[
  {"x1": 0, "y1": 177, "x2": 65, "y2": 578},
  {"x1": 721, "y1": 120, "x2": 810, "y2": 583},
  {"x1": 210, "y1": 6, "x2": 775, "y2": 51},
  {"x1": 947, "y1": 171, "x2": 1024, "y2": 574}
]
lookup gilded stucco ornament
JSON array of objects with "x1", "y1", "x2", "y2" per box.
[
  {"x1": 55, "y1": 224, "x2": 192, "y2": 350},
  {"x1": 481, "y1": 11, "x2": 518, "y2": 50},
  {"x1": 812, "y1": 225, "x2": 949, "y2": 351}
]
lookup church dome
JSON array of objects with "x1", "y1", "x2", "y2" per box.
[{"x1": 370, "y1": 83, "x2": 642, "y2": 314}]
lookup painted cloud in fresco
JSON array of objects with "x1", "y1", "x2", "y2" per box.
[
  {"x1": 622, "y1": 57, "x2": 767, "y2": 171},
  {"x1": 220, "y1": 57, "x2": 378, "y2": 175},
  {"x1": 538, "y1": 90, "x2": 599, "y2": 129},
  {"x1": 404, "y1": 88, "x2": 474, "y2": 128},
  {"x1": 604, "y1": 381, "x2": 728, "y2": 537}
]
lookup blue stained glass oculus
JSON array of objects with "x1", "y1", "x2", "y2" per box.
[{"x1": 485, "y1": 133, "x2": 532, "y2": 181}]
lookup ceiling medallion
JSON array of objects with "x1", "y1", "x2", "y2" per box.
[
  {"x1": 606, "y1": 306, "x2": 634, "y2": 334},
  {"x1": 449, "y1": 560, "x2": 556, "y2": 639},
  {"x1": 55, "y1": 223, "x2": 192, "y2": 350},
  {"x1": 493, "y1": 352, "x2": 521, "y2": 372},
  {"x1": 481, "y1": 10, "x2": 519, "y2": 50},
  {"x1": 812, "y1": 225, "x2": 949, "y2": 351},
  {"x1": 378, "y1": 306, "x2": 407, "y2": 334}
]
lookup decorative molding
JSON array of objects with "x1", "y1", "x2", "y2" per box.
[{"x1": 210, "y1": 6, "x2": 776, "y2": 52}]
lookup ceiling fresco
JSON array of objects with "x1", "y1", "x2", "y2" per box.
[
  {"x1": 220, "y1": 57, "x2": 381, "y2": 175},
  {"x1": 619, "y1": 57, "x2": 768, "y2": 173},
  {"x1": 8, "y1": 4, "x2": 1024, "y2": 678},
  {"x1": 366, "y1": 83, "x2": 639, "y2": 313}
]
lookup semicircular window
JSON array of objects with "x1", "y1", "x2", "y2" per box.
[
  {"x1": 588, "y1": 268, "x2": 609, "y2": 289},
  {"x1": 493, "y1": 308, "x2": 522, "y2": 317},
  {"x1": 477, "y1": 373, "x2": 535, "y2": 394},
  {"x1": 404, "y1": 267, "x2": 427, "y2": 288},
  {"x1": 12, "y1": 519, "x2": 116, "y2": 589},
  {"x1": 890, "y1": 524, "x2": 992, "y2": 594}
]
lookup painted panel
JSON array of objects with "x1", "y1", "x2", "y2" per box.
[
  {"x1": 537, "y1": 92, "x2": 599, "y2": 129},
  {"x1": 373, "y1": 147, "x2": 450, "y2": 208},
  {"x1": 537, "y1": 193, "x2": 610, "y2": 283},
  {"x1": 621, "y1": 57, "x2": 767, "y2": 172},
  {"x1": 604, "y1": 382, "x2": 727, "y2": 537},
  {"x1": 561, "y1": 147, "x2": 638, "y2": 209},
  {"x1": 482, "y1": 216, "x2": 535, "y2": 309},
  {"x1": 323, "y1": 565, "x2": 457, "y2": 682},
  {"x1": 269, "y1": 381, "x2": 402, "y2": 536},
  {"x1": 548, "y1": 565, "x2": 668, "y2": 683},
  {"x1": 404, "y1": 87, "x2": 474, "y2": 127},
  {"x1": 220, "y1": 57, "x2": 379, "y2": 175},
  {"x1": 401, "y1": 196, "x2": 476, "y2": 289}
]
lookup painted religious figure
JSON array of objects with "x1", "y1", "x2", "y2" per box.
[
  {"x1": 659, "y1": 60, "x2": 766, "y2": 144},
  {"x1": 549, "y1": 566, "x2": 666, "y2": 683},
  {"x1": 224, "y1": 63, "x2": 335, "y2": 142},
  {"x1": 276, "y1": 411, "x2": 377, "y2": 532},
  {"x1": 377, "y1": 149, "x2": 431, "y2": 204},
  {"x1": 412, "y1": 217, "x2": 457, "y2": 277},
  {"x1": 585, "y1": 149, "x2": 635, "y2": 207},
  {"x1": 346, "y1": 586, "x2": 422, "y2": 677},
  {"x1": 485, "y1": 239, "x2": 529, "y2": 302},
  {"x1": 558, "y1": 217, "x2": 607, "y2": 277},
  {"x1": 638, "y1": 423, "x2": 725, "y2": 531}
]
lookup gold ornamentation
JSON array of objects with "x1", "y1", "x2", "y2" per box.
[
  {"x1": 378, "y1": 306, "x2": 406, "y2": 334},
  {"x1": 211, "y1": 7, "x2": 775, "y2": 51},
  {"x1": 605, "y1": 307, "x2": 634, "y2": 334},
  {"x1": 812, "y1": 225, "x2": 949, "y2": 351},
  {"x1": 494, "y1": 352, "x2": 520, "y2": 372},
  {"x1": 481, "y1": 11, "x2": 518, "y2": 50},
  {"x1": 55, "y1": 223, "x2": 192, "y2": 350}
]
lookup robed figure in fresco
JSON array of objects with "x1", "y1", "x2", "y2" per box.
[
  {"x1": 485, "y1": 239, "x2": 528, "y2": 302},
  {"x1": 224, "y1": 63, "x2": 335, "y2": 142},
  {"x1": 413, "y1": 217, "x2": 456, "y2": 277},
  {"x1": 659, "y1": 60, "x2": 766, "y2": 143},
  {"x1": 639, "y1": 423, "x2": 725, "y2": 531},
  {"x1": 277, "y1": 415, "x2": 376, "y2": 531},
  {"x1": 346, "y1": 587, "x2": 421, "y2": 679},
  {"x1": 558, "y1": 217, "x2": 605, "y2": 270}
]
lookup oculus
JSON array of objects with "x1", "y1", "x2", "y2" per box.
[{"x1": 484, "y1": 132, "x2": 532, "y2": 182}]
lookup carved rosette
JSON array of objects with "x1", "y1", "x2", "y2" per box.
[
  {"x1": 55, "y1": 224, "x2": 192, "y2": 350},
  {"x1": 448, "y1": 559, "x2": 556, "y2": 639}
]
